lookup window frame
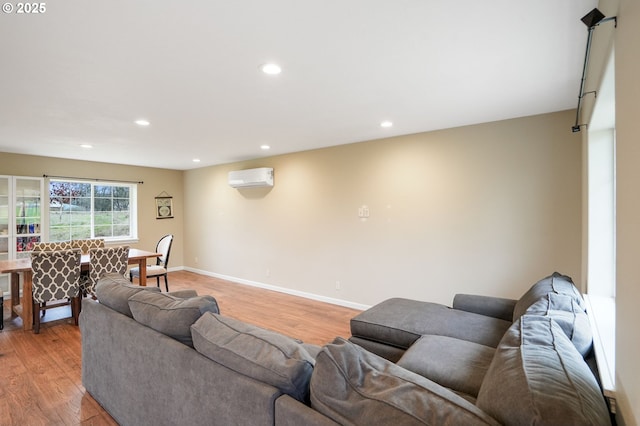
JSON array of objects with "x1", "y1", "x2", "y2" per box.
[{"x1": 47, "y1": 178, "x2": 138, "y2": 243}]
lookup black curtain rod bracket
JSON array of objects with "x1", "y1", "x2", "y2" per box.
[{"x1": 572, "y1": 8, "x2": 617, "y2": 133}]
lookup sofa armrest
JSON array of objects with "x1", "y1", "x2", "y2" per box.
[
  {"x1": 275, "y1": 395, "x2": 340, "y2": 426},
  {"x1": 452, "y1": 294, "x2": 516, "y2": 322},
  {"x1": 167, "y1": 289, "x2": 198, "y2": 298}
]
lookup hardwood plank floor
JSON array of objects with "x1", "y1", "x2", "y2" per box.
[{"x1": 0, "y1": 270, "x2": 362, "y2": 425}]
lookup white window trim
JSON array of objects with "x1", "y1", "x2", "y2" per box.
[
  {"x1": 584, "y1": 294, "x2": 616, "y2": 411},
  {"x1": 48, "y1": 179, "x2": 138, "y2": 242}
]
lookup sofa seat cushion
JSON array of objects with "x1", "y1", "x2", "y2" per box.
[
  {"x1": 524, "y1": 293, "x2": 593, "y2": 357},
  {"x1": 397, "y1": 335, "x2": 495, "y2": 398},
  {"x1": 191, "y1": 312, "x2": 318, "y2": 403},
  {"x1": 476, "y1": 315, "x2": 611, "y2": 426},
  {"x1": 513, "y1": 272, "x2": 585, "y2": 320},
  {"x1": 128, "y1": 291, "x2": 219, "y2": 347},
  {"x1": 350, "y1": 298, "x2": 511, "y2": 350},
  {"x1": 95, "y1": 273, "x2": 161, "y2": 317},
  {"x1": 310, "y1": 337, "x2": 500, "y2": 426}
]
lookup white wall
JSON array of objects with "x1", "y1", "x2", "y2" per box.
[{"x1": 184, "y1": 110, "x2": 582, "y2": 308}]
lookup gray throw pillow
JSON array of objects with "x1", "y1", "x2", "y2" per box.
[
  {"x1": 128, "y1": 291, "x2": 219, "y2": 347},
  {"x1": 513, "y1": 272, "x2": 585, "y2": 320},
  {"x1": 476, "y1": 315, "x2": 610, "y2": 426},
  {"x1": 95, "y1": 273, "x2": 161, "y2": 317},
  {"x1": 310, "y1": 337, "x2": 500, "y2": 425},
  {"x1": 525, "y1": 293, "x2": 593, "y2": 357},
  {"x1": 190, "y1": 312, "x2": 318, "y2": 403}
]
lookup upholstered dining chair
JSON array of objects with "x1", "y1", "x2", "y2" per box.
[
  {"x1": 30, "y1": 248, "x2": 82, "y2": 334},
  {"x1": 81, "y1": 246, "x2": 129, "y2": 298},
  {"x1": 129, "y1": 234, "x2": 173, "y2": 291},
  {"x1": 71, "y1": 239, "x2": 105, "y2": 288},
  {"x1": 72, "y1": 238, "x2": 105, "y2": 254},
  {"x1": 32, "y1": 241, "x2": 74, "y2": 251}
]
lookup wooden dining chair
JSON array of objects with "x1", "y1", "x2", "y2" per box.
[
  {"x1": 30, "y1": 249, "x2": 82, "y2": 333},
  {"x1": 81, "y1": 246, "x2": 129, "y2": 298},
  {"x1": 129, "y1": 234, "x2": 173, "y2": 291}
]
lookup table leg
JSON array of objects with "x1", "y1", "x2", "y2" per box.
[
  {"x1": 138, "y1": 260, "x2": 147, "y2": 286},
  {"x1": 21, "y1": 270, "x2": 33, "y2": 331},
  {"x1": 10, "y1": 272, "x2": 19, "y2": 315}
]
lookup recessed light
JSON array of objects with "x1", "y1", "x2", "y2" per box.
[
  {"x1": 260, "y1": 63, "x2": 282, "y2": 75},
  {"x1": 80, "y1": 144, "x2": 93, "y2": 149},
  {"x1": 380, "y1": 121, "x2": 393, "y2": 128},
  {"x1": 260, "y1": 145, "x2": 271, "y2": 150},
  {"x1": 135, "y1": 119, "x2": 150, "y2": 126},
  {"x1": 192, "y1": 158, "x2": 201, "y2": 163}
]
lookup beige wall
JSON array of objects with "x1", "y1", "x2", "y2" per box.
[
  {"x1": 184, "y1": 110, "x2": 582, "y2": 308},
  {"x1": 612, "y1": 0, "x2": 639, "y2": 423},
  {"x1": 0, "y1": 153, "x2": 184, "y2": 267},
  {"x1": 579, "y1": 0, "x2": 638, "y2": 423}
]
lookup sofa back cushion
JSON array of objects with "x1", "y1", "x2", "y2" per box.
[
  {"x1": 476, "y1": 315, "x2": 610, "y2": 426},
  {"x1": 310, "y1": 337, "x2": 500, "y2": 425},
  {"x1": 513, "y1": 272, "x2": 584, "y2": 320},
  {"x1": 524, "y1": 293, "x2": 593, "y2": 357},
  {"x1": 191, "y1": 312, "x2": 318, "y2": 403},
  {"x1": 95, "y1": 273, "x2": 161, "y2": 317},
  {"x1": 128, "y1": 291, "x2": 219, "y2": 347}
]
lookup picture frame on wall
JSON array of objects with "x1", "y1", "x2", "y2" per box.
[{"x1": 155, "y1": 196, "x2": 173, "y2": 219}]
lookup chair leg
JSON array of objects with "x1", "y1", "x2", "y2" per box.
[
  {"x1": 164, "y1": 274, "x2": 169, "y2": 292},
  {"x1": 33, "y1": 302, "x2": 41, "y2": 334},
  {"x1": 129, "y1": 271, "x2": 133, "y2": 282},
  {"x1": 71, "y1": 296, "x2": 81, "y2": 326},
  {"x1": 156, "y1": 276, "x2": 160, "y2": 289},
  {"x1": 41, "y1": 301, "x2": 46, "y2": 317}
]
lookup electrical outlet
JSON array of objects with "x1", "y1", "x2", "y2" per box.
[
  {"x1": 335, "y1": 281, "x2": 341, "y2": 291},
  {"x1": 266, "y1": 269, "x2": 270, "y2": 277},
  {"x1": 195, "y1": 257, "x2": 198, "y2": 263},
  {"x1": 358, "y1": 205, "x2": 370, "y2": 218}
]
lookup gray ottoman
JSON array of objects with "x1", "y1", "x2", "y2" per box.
[{"x1": 350, "y1": 298, "x2": 511, "y2": 361}]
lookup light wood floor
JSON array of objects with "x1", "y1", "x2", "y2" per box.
[{"x1": 0, "y1": 270, "x2": 362, "y2": 425}]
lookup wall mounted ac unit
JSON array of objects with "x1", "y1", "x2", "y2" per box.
[{"x1": 228, "y1": 167, "x2": 274, "y2": 188}]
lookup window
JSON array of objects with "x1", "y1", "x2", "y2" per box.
[
  {"x1": 587, "y1": 50, "x2": 616, "y2": 298},
  {"x1": 585, "y1": 49, "x2": 616, "y2": 399},
  {"x1": 48, "y1": 180, "x2": 137, "y2": 242}
]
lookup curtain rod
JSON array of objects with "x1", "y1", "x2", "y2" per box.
[{"x1": 43, "y1": 174, "x2": 144, "y2": 184}]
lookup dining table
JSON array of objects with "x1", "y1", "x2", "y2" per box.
[{"x1": 0, "y1": 248, "x2": 161, "y2": 331}]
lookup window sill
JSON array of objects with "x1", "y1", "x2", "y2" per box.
[
  {"x1": 584, "y1": 294, "x2": 616, "y2": 409},
  {"x1": 105, "y1": 237, "x2": 139, "y2": 246}
]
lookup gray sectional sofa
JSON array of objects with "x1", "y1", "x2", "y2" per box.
[{"x1": 81, "y1": 272, "x2": 611, "y2": 425}]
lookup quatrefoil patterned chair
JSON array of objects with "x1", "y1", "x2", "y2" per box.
[
  {"x1": 32, "y1": 241, "x2": 74, "y2": 251},
  {"x1": 32, "y1": 241, "x2": 76, "y2": 315},
  {"x1": 81, "y1": 246, "x2": 129, "y2": 298},
  {"x1": 72, "y1": 238, "x2": 105, "y2": 254},
  {"x1": 129, "y1": 234, "x2": 173, "y2": 291},
  {"x1": 31, "y1": 249, "x2": 82, "y2": 334},
  {"x1": 71, "y1": 239, "x2": 106, "y2": 292}
]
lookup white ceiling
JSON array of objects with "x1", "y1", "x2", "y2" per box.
[{"x1": 0, "y1": 0, "x2": 597, "y2": 170}]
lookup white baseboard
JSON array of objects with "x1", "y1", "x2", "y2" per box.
[{"x1": 183, "y1": 266, "x2": 370, "y2": 311}]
